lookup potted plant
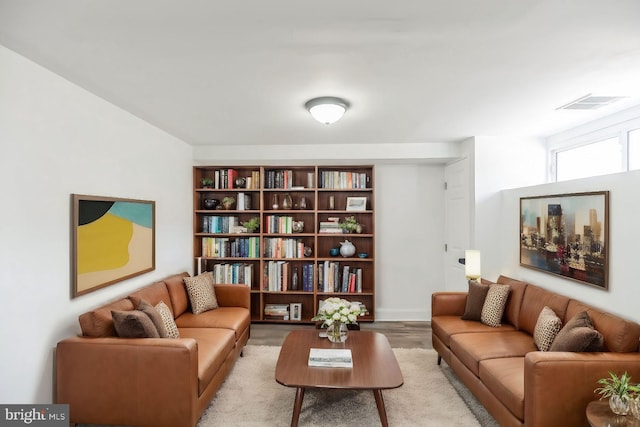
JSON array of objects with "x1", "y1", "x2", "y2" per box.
[
  {"x1": 339, "y1": 216, "x2": 359, "y2": 233},
  {"x1": 222, "y1": 196, "x2": 235, "y2": 210},
  {"x1": 595, "y1": 371, "x2": 635, "y2": 415},
  {"x1": 201, "y1": 177, "x2": 214, "y2": 188},
  {"x1": 241, "y1": 217, "x2": 260, "y2": 233}
]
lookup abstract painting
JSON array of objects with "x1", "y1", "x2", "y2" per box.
[
  {"x1": 520, "y1": 191, "x2": 608, "y2": 289},
  {"x1": 72, "y1": 194, "x2": 155, "y2": 297}
]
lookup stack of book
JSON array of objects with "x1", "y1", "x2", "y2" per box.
[
  {"x1": 264, "y1": 304, "x2": 289, "y2": 320},
  {"x1": 308, "y1": 348, "x2": 353, "y2": 368},
  {"x1": 319, "y1": 218, "x2": 342, "y2": 234}
]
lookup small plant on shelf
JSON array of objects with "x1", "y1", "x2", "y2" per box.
[
  {"x1": 595, "y1": 371, "x2": 639, "y2": 415},
  {"x1": 339, "y1": 216, "x2": 359, "y2": 233},
  {"x1": 201, "y1": 177, "x2": 214, "y2": 188},
  {"x1": 241, "y1": 217, "x2": 260, "y2": 233},
  {"x1": 222, "y1": 196, "x2": 235, "y2": 209}
]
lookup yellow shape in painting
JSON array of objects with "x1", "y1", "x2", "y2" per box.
[{"x1": 77, "y1": 213, "x2": 133, "y2": 274}]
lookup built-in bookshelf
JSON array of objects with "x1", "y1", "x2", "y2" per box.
[{"x1": 193, "y1": 165, "x2": 375, "y2": 323}]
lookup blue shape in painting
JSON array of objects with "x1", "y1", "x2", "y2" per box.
[{"x1": 108, "y1": 202, "x2": 153, "y2": 228}]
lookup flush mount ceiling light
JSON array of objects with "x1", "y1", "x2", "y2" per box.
[{"x1": 305, "y1": 96, "x2": 349, "y2": 124}]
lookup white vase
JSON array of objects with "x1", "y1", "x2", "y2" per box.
[
  {"x1": 327, "y1": 322, "x2": 349, "y2": 343},
  {"x1": 339, "y1": 240, "x2": 356, "y2": 258}
]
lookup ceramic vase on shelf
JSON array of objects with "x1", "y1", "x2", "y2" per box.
[
  {"x1": 282, "y1": 193, "x2": 293, "y2": 210},
  {"x1": 327, "y1": 322, "x2": 348, "y2": 343},
  {"x1": 339, "y1": 240, "x2": 356, "y2": 258}
]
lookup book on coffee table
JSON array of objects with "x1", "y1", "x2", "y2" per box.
[{"x1": 308, "y1": 348, "x2": 353, "y2": 368}]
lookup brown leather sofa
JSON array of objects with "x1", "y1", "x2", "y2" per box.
[
  {"x1": 432, "y1": 275, "x2": 640, "y2": 427},
  {"x1": 55, "y1": 272, "x2": 250, "y2": 427}
]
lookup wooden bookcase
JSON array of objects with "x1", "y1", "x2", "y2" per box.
[{"x1": 193, "y1": 165, "x2": 375, "y2": 323}]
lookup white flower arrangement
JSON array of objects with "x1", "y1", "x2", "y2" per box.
[{"x1": 312, "y1": 297, "x2": 366, "y2": 327}]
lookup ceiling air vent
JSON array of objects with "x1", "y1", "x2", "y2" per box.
[{"x1": 556, "y1": 94, "x2": 626, "y2": 110}]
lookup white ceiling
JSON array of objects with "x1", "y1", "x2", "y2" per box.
[{"x1": 2, "y1": 0, "x2": 640, "y2": 147}]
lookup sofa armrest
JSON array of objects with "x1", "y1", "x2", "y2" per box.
[
  {"x1": 56, "y1": 336, "x2": 199, "y2": 427},
  {"x1": 525, "y1": 351, "x2": 640, "y2": 427},
  {"x1": 431, "y1": 292, "x2": 467, "y2": 317},
  {"x1": 214, "y1": 284, "x2": 250, "y2": 309}
]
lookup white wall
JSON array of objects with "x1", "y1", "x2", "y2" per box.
[{"x1": 0, "y1": 46, "x2": 193, "y2": 403}]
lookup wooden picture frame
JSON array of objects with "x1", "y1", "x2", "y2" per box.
[
  {"x1": 72, "y1": 194, "x2": 156, "y2": 297},
  {"x1": 290, "y1": 303, "x2": 302, "y2": 321},
  {"x1": 520, "y1": 191, "x2": 609, "y2": 289},
  {"x1": 346, "y1": 196, "x2": 367, "y2": 211}
]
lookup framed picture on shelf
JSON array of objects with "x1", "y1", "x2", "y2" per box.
[
  {"x1": 520, "y1": 191, "x2": 609, "y2": 289},
  {"x1": 290, "y1": 303, "x2": 302, "y2": 321},
  {"x1": 346, "y1": 197, "x2": 367, "y2": 211},
  {"x1": 72, "y1": 194, "x2": 156, "y2": 297}
]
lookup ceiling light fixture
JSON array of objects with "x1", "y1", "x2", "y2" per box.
[{"x1": 305, "y1": 96, "x2": 349, "y2": 125}]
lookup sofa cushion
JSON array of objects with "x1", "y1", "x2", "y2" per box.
[
  {"x1": 479, "y1": 357, "x2": 525, "y2": 421},
  {"x1": 128, "y1": 281, "x2": 172, "y2": 308},
  {"x1": 518, "y1": 284, "x2": 570, "y2": 336},
  {"x1": 175, "y1": 307, "x2": 251, "y2": 341},
  {"x1": 497, "y1": 276, "x2": 528, "y2": 329},
  {"x1": 130, "y1": 297, "x2": 168, "y2": 338},
  {"x1": 111, "y1": 309, "x2": 160, "y2": 338},
  {"x1": 163, "y1": 272, "x2": 191, "y2": 317},
  {"x1": 461, "y1": 280, "x2": 490, "y2": 321},
  {"x1": 450, "y1": 331, "x2": 537, "y2": 376},
  {"x1": 155, "y1": 301, "x2": 180, "y2": 339},
  {"x1": 184, "y1": 272, "x2": 218, "y2": 314},
  {"x1": 79, "y1": 298, "x2": 135, "y2": 337},
  {"x1": 549, "y1": 310, "x2": 604, "y2": 352},
  {"x1": 533, "y1": 306, "x2": 562, "y2": 351},
  {"x1": 431, "y1": 316, "x2": 516, "y2": 347},
  {"x1": 481, "y1": 284, "x2": 510, "y2": 327},
  {"x1": 565, "y1": 300, "x2": 640, "y2": 353},
  {"x1": 179, "y1": 328, "x2": 236, "y2": 395}
]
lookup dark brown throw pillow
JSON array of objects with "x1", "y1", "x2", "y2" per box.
[
  {"x1": 130, "y1": 297, "x2": 169, "y2": 338},
  {"x1": 549, "y1": 311, "x2": 605, "y2": 352},
  {"x1": 111, "y1": 310, "x2": 160, "y2": 338},
  {"x1": 461, "y1": 280, "x2": 490, "y2": 321}
]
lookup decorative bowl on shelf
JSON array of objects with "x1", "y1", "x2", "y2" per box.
[
  {"x1": 329, "y1": 248, "x2": 340, "y2": 257},
  {"x1": 202, "y1": 199, "x2": 219, "y2": 210},
  {"x1": 358, "y1": 253, "x2": 369, "y2": 258}
]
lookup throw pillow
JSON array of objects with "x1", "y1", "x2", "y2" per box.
[
  {"x1": 549, "y1": 311, "x2": 605, "y2": 352},
  {"x1": 130, "y1": 297, "x2": 169, "y2": 338},
  {"x1": 480, "y1": 284, "x2": 510, "y2": 327},
  {"x1": 533, "y1": 306, "x2": 563, "y2": 351},
  {"x1": 111, "y1": 310, "x2": 160, "y2": 338},
  {"x1": 461, "y1": 280, "x2": 490, "y2": 321},
  {"x1": 183, "y1": 272, "x2": 218, "y2": 315},
  {"x1": 155, "y1": 301, "x2": 180, "y2": 339}
]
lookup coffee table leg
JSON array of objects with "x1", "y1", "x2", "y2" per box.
[
  {"x1": 290, "y1": 387, "x2": 305, "y2": 427},
  {"x1": 373, "y1": 389, "x2": 389, "y2": 427}
]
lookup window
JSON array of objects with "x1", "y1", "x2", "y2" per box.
[
  {"x1": 629, "y1": 128, "x2": 640, "y2": 171},
  {"x1": 555, "y1": 137, "x2": 622, "y2": 181}
]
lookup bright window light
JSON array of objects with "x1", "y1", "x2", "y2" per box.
[
  {"x1": 556, "y1": 137, "x2": 622, "y2": 181},
  {"x1": 629, "y1": 129, "x2": 640, "y2": 171}
]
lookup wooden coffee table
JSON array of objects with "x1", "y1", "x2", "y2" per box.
[{"x1": 275, "y1": 329, "x2": 403, "y2": 427}]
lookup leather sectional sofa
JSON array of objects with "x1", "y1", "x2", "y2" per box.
[
  {"x1": 432, "y1": 275, "x2": 640, "y2": 427},
  {"x1": 55, "y1": 272, "x2": 250, "y2": 427}
]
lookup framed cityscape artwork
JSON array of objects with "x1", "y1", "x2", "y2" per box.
[
  {"x1": 519, "y1": 191, "x2": 609, "y2": 289},
  {"x1": 72, "y1": 194, "x2": 156, "y2": 297}
]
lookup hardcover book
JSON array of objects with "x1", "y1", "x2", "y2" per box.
[{"x1": 308, "y1": 348, "x2": 353, "y2": 368}]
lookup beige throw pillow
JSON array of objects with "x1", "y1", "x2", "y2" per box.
[
  {"x1": 155, "y1": 301, "x2": 180, "y2": 339},
  {"x1": 533, "y1": 306, "x2": 562, "y2": 351},
  {"x1": 184, "y1": 272, "x2": 218, "y2": 314},
  {"x1": 480, "y1": 284, "x2": 510, "y2": 327}
]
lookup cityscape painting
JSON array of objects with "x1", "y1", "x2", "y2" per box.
[{"x1": 520, "y1": 191, "x2": 609, "y2": 289}]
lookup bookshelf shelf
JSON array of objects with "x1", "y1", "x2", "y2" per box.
[{"x1": 193, "y1": 165, "x2": 375, "y2": 323}]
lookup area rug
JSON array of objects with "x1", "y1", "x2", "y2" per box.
[{"x1": 197, "y1": 345, "x2": 485, "y2": 427}]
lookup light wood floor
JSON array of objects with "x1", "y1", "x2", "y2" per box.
[{"x1": 248, "y1": 321, "x2": 432, "y2": 348}]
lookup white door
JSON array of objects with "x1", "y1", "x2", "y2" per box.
[{"x1": 444, "y1": 158, "x2": 472, "y2": 291}]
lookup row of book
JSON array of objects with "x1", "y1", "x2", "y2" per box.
[
  {"x1": 320, "y1": 171, "x2": 368, "y2": 189},
  {"x1": 210, "y1": 262, "x2": 253, "y2": 286},
  {"x1": 201, "y1": 237, "x2": 260, "y2": 258},
  {"x1": 264, "y1": 215, "x2": 296, "y2": 234},
  {"x1": 318, "y1": 261, "x2": 364, "y2": 293},
  {"x1": 201, "y1": 215, "x2": 240, "y2": 234},
  {"x1": 207, "y1": 169, "x2": 260, "y2": 189},
  {"x1": 264, "y1": 169, "x2": 296, "y2": 189},
  {"x1": 263, "y1": 237, "x2": 307, "y2": 258},
  {"x1": 263, "y1": 261, "x2": 314, "y2": 292}
]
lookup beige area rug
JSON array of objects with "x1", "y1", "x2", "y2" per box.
[{"x1": 197, "y1": 345, "x2": 483, "y2": 427}]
